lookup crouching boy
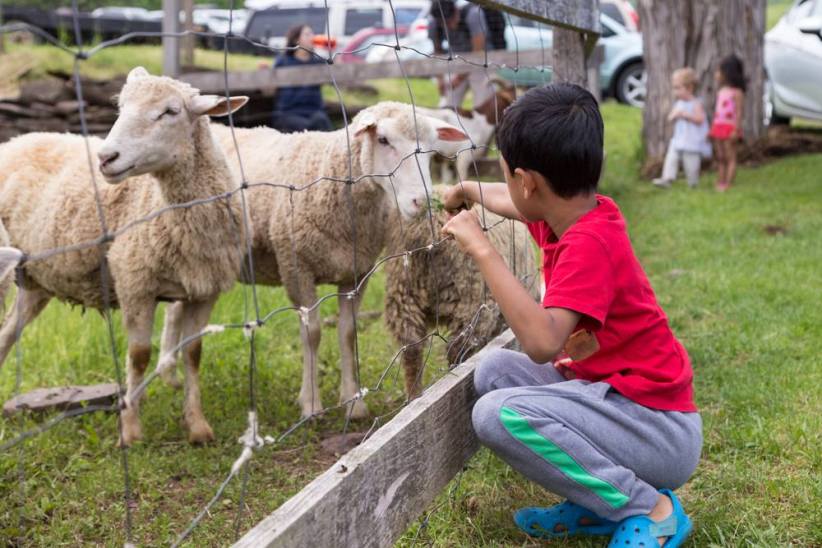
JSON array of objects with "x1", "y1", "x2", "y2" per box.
[{"x1": 441, "y1": 83, "x2": 701, "y2": 547}]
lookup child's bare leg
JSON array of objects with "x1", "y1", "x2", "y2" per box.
[
  {"x1": 725, "y1": 139, "x2": 738, "y2": 186},
  {"x1": 713, "y1": 140, "x2": 726, "y2": 186}
]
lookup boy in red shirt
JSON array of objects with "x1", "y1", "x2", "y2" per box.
[{"x1": 442, "y1": 83, "x2": 701, "y2": 547}]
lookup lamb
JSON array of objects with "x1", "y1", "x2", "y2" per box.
[
  {"x1": 0, "y1": 67, "x2": 248, "y2": 446},
  {"x1": 384, "y1": 190, "x2": 540, "y2": 399},
  {"x1": 159, "y1": 102, "x2": 469, "y2": 419},
  {"x1": 419, "y1": 80, "x2": 516, "y2": 184}
]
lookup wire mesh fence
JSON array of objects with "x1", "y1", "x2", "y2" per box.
[{"x1": 0, "y1": 1, "x2": 552, "y2": 544}]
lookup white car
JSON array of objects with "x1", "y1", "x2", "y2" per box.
[{"x1": 765, "y1": 0, "x2": 822, "y2": 123}]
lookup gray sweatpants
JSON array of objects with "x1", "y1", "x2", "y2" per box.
[
  {"x1": 472, "y1": 349, "x2": 702, "y2": 522},
  {"x1": 662, "y1": 145, "x2": 702, "y2": 187}
]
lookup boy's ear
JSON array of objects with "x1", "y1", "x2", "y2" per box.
[{"x1": 516, "y1": 168, "x2": 539, "y2": 199}]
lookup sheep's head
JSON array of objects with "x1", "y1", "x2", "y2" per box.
[
  {"x1": 350, "y1": 102, "x2": 468, "y2": 219},
  {"x1": 98, "y1": 66, "x2": 248, "y2": 183}
]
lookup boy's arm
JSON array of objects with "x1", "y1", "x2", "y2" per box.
[
  {"x1": 442, "y1": 210, "x2": 579, "y2": 363},
  {"x1": 442, "y1": 181, "x2": 522, "y2": 220}
]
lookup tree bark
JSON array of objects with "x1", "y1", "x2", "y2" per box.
[
  {"x1": 638, "y1": 0, "x2": 766, "y2": 164},
  {"x1": 552, "y1": 28, "x2": 588, "y2": 88}
]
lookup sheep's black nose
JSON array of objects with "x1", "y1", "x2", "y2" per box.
[{"x1": 98, "y1": 150, "x2": 119, "y2": 167}]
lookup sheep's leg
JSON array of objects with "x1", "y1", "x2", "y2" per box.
[
  {"x1": 180, "y1": 297, "x2": 217, "y2": 444},
  {"x1": 0, "y1": 288, "x2": 50, "y2": 368},
  {"x1": 119, "y1": 299, "x2": 157, "y2": 447},
  {"x1": 402, "y1": 341, "x2": 425, "y2": 401},
  {"x1": 157, "y1": 301, "x2": 184, "y2": 389},
  {"x1": 294, "y1": 284, "x2": 323, "y2": 418},
  {"x1": 337, "y1": 281, "x2": 369, "y2": 419}
]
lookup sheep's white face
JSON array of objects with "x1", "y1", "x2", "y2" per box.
[
  {"x1": 353, "y1": 107, "x2": 468, "y2": 219},
  {"x1": 98, "y1": 67, "x2": 247, "y2": 183}
]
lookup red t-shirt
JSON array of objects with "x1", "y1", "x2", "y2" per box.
[{"x1": 527, "y1": 195, "x2": 696, "y2": 412}]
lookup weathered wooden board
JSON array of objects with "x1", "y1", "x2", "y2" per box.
[
  {"x1": 182, "y1": 49, "x2": 550, "y2": 93},
  {"x1": 234, "y1": 329, "x2": 517, "y2": 548},
  {"x1": 471, "y1": 0, "x2": 601, "y2": 34},
  {"x1": 3, "y1": 383, "x2": 120, "y2": 417}
]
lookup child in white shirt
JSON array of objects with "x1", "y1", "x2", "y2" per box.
[{"x1": 653, "y1": 68, "x2": 710, "y2": 189}]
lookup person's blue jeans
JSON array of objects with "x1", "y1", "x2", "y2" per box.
[{"x1": 271, "y1": 110, "x2": 333, "y2": 133}]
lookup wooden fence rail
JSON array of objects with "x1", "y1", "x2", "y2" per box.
[
  {"x1": 233, "y1": 330, "x2": 517, "y2": 548},
  {"x1": 182, "y1": 49, "x2": 551, "y2": 94}
]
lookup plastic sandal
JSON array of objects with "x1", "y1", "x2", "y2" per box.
[
  {"x1": 607, "y1": 489, "x2": 692, "y2": 548},
  {"x1": 514, "y1": 500, "x2": 618, "y2": 539}
]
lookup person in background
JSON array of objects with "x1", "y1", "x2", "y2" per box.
[
  {"x1": 428, "y1": 0, "x2": 505, "y2": 109},
  {"x1": 270, "y1": 24, "x2": 333, "y2": 133},
  {"x1": 709, "y1": 55, "x2": 746, "y2": 192},
  {"x1": 652, "y1": 67, "x2": 710, "y2": 189}
]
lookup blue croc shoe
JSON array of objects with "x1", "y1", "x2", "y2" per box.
[
  {"x1": 607, "y1": 489, "x2": 692, "y2": 548},
  {"x1": 514, "y1": 500, "x2": 618, "y2": 539}
]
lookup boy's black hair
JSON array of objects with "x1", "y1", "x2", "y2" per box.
[
  {"x1": 718, "y1": 54, "x2": 746, "y2": 91},
  {"x1": 496, "y1": 83, "x2": 603, "y2": 198}
]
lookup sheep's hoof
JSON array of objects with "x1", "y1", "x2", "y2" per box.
[
  {"x1": 187, "y1": 420, "x2": 215, "y2": 445},
  {"x1": 299, "y1": 397, "x2": 324, "y2": 420},
  {"x1": 160, "y1": 370, "x2": 183, "y2": 390},
  {"x1": 117, "y1": 422, "x2": 143, "y2": 448},
  {"x1": 346, "y1": 398, "x2": 369, "y2": 420}
]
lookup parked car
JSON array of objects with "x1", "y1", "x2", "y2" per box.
[
  {"x1": 497, "y1": 13, "x2": 645, "y2": 106},
  {"x1": 765, "y1": 0, "x2": 822, "y2": 124},
  {"x1": 600, "y1": 0, "x2": 640, "y2": 32},
  {"x1": 237, "y1": 0, "x2": 427, "y2": 55},
  {"x1": 90, "y1": 7, "x2": 152, "y2": 20},
  {"x1": 367, "y1": 10, "x2": 646, "y2": 107}
]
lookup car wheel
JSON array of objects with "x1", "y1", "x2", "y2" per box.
[
  {"x1": 615, "y1": 62, "x2": 646, "y2": 108},
  {"x1": 764, "y1": 79, "x2": 790, "y2": 126}
]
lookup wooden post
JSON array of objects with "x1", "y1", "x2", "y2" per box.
[
  {"x1": 182, "y1": 0, "x2": 194, "y2": 68},
  {"x1": 553, "y1": 27, "x2": 589, "y2": 88},
  {"x1": 162, "y1": 0, "x2": 181, "y2": 77}
]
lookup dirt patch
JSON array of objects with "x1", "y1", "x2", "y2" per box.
[
  {"x1": 762, "y1": 224, "x2": 788, "y2": 236},
  {"x1": 641, "y1": 125, "x2": 822, "y2": 179}
]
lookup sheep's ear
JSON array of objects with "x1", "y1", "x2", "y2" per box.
[
  {"x1": 351, "y1": 111, "x2": 377, "y2": 137},
  {"x1": 0, "y1": 247, "x2": 23, "y2": 282},
  {"x1": 127, "y1": 66, "x2": 150, "y2": 82},
  {"x1": 436, "y1": 125, "x2": 468, "y2": 142},
  {"x1": 189, "y1": 95, "x2": 249, "y2": 117}
]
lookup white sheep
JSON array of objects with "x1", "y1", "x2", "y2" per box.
[
  {"x1": 160, "y1": 102, "x2": 468, "y2": 419},
  {"x1": 384, "y1": 191, "x2": 539, "y2": 399},
  {"x1": 0, "y1": 67, "x2": 249, "y2": 446}
]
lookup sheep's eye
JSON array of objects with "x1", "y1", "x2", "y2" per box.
[
  {"x1": 377, "y1": 136, "x2": 390, "y2": 146},
  {"x1": 157, "y1": 107, "x2": 179, "y2": 120}
]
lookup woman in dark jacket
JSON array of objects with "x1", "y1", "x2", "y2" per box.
[{"x1": 271, "y1": 24, "x2": 333, "y2": 132}]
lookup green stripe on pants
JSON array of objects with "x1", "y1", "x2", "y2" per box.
[{"x1": 499, "y1": 406, "x2": 630, "y2": 509}]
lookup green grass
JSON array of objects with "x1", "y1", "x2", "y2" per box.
[
  {"x1": 767, "y1": 0, "x2": 793, "y2": 30},
  {"x1": 1, "y1": 55, "x2": 821, "y2": 545}
]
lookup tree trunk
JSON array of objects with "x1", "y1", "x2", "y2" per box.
[
  {"x1": 552, "y1": 28, "x2": 588, "y2": 88},
  {"x1": 638, "y1": 0, "x2": 766, "y2": 165}
]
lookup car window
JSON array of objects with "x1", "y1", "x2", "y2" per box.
[
  {"x1": 600, "y1": 18, "x2": 616, "y2": 38},
  {"x1": 345, "y1": 8, "x2": 383, "y2": 35},
  {"x1": 601, "y1": 3, "x2": 626, "y2": 27},
  {"x1": 394, "y1": 7, "x2": 422, "y2": 26},
  {"x1": 504, "y1": 14, "x2": 532, "y2": 28},
  {"x1": 246, "y1": 8, "x2": 326, "y2": 41}
]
